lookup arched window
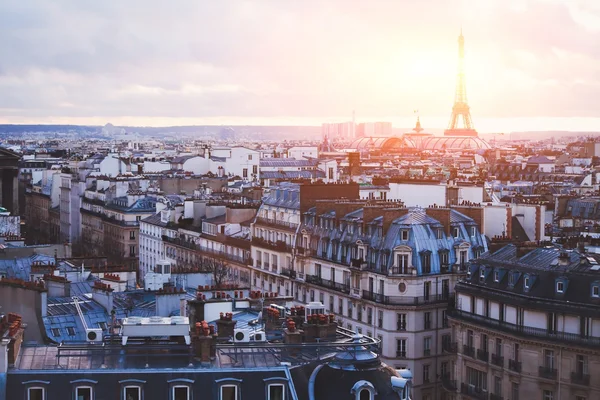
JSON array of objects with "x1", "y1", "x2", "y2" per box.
[{"x1": 359, "y1": 388, "x2": 372, "y2": 400}]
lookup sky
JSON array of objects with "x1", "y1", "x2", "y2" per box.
[{"x1": 0, "y1": 0, "x2": 599, "y2": 132}]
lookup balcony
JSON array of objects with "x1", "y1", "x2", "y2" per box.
[
  {"x1": 397, "y1": 322, "x2": 407, "y2": 331},
  {"x1": 477, "y1": 349, "x2": 489, "y2": 363},
  {"x1": 252, "y1": 237, "x2": 293, "y2": 252},
  {"x1": 571, "y1": 371, "x2": 590, "y2": 386},
  {"x1": 350, "y1": 258, "x2": 367, "y2": 270},
  {"x1": 448, "y1": 309, "x2": 600, "y2": 348},
  {"x1": 491, "y1": 354, "x2": 504, "y2": 367},
  {"x1": 306, "y1": 275, "x2": 350, "y2": 294},
  {"x1": 280, "y1": 268, "x2": 297, "y2": 279},
  {"x1": 508, "y1": 359, "x2": 521, "y2": 373},
  {"x1": 396, "y1": 350, "x2": 407, "y2": 358},
  {"x1": 423, "y1": 349, "x2": 431, "y2": 356},
  {"x1": 463, "y1": 345, "x2": 475, "y2": 358},
  {"x1": 162, "y1": 236, "x2": 250, "y2": 265},
  {"x1": 538, "y1": 366, "x2": 558, "y2": 380},
  {"x1": 254, "y1": 216, "x2": 299, "y2": 232},
  {"x1": 460, "y1": 383, "x2": 489, "y2": 400},
  {"x1": 351, "y1": 288, "x2": 361, "y2": 298},
  {"x1": 361, "y1": 291, "x2": 452, "y2": 306},
  {"x1": 442, "y1": 342, "x2": 457, "y2": 354},
  {"x1": 441, "y1": 375, "x2": 457, "y2": 392}
]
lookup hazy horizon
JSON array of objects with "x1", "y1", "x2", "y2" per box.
[{"x1": 1, "y1": 0, "x2": 599, "y2": 131}]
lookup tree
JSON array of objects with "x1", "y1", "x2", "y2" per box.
[{"x1": 198, "y1": 255, "x2": 231, "y2": 289}]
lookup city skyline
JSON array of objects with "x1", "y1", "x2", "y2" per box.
[{"x1": 0, "y1": 0, "x2": 599, "y2": 132}]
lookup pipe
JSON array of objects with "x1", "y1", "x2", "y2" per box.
[{"x1": 308, "y1": 364, "x2": 325, "y2": 400}]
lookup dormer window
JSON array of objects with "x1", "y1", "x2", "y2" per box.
[
  {"x1": 524, "y1": 276, "x2": 530, "y2": 289},
  {"x1": 593, "y1": 285, "x2": 600, "y2": 298},
  {"x1": 401, "y1": 230, "x2": 409, "y2": 241},
  {"x1": 471, "y1": 226, "x2": 476, "y2": 237},
  {"x1": 268, "y1": 384, "x2": 285, "y2": 400},
  {"x1": 508, "y1": 273, "x2": 515, "y2": 286},
  {"x1": 453, "y1": 227, "x2": 460, "y2": 238},
  {"x1": 556, "y1": 281, "x2": 564, "y2": 293},
  {"x1": 493, "y1": 270, "x2": 499, "y2": 282},
  {"x1": 437, "y1": 229, "x2": 443, "y2": 239},
  {"x1": 359, "y1": 389, "x2": 373, "y2": 400},
  {"x1": 479, "y1": 268, "x2": 485, "y2": 281}
]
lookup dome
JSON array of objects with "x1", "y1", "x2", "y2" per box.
[
  {"x1": 349, "y1": 136, "x2": 416, "y2": 151},
  {"x1": 421, "y1": 135, "x2": 491, "y2": 151}
]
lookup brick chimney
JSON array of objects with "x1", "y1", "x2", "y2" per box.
[
  {"x1": 451, "y1": 205, "x2": 484, "y2": 234},
  {"x1": 192, "y1": 320, "x2": 217, "y2": 365},
  {"x1": 215, "y1": 312, "x2": 236, "y2": 339},
  {"x1": 426, "y1": 206, "x2": 452, "y2": 236},
  {"x1": 382, "y1": 207, "x2": 410, "y2": 235}
]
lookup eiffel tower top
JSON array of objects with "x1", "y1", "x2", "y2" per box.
[{"x1": 445, "y1": 29, "x2": 478, "y2": 137}]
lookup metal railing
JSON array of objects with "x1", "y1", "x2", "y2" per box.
[
  {"x1": 463, "y1": 345, "x2": 475, "y2": 358},
  {"x1": 441, "y1": 374, "x2": 457, "y2": 392},
  {"x1": 449, "y1": 309, "x2": 600, "y2": 348},
  {"x1": 508, "y1": 359, "x2": 521, "y2": 372},
  {"x1": 491, "y1": 354, "x2": 504, "y2": 367},
  {"x1": 362, "y1": 291, "x2": 451, "y2": 306},
  {"x1": 252, "y1": 237, "x2": 293, "y2": 252},
  {"x1": 477, "y1": 349, "x2": 489, "y2": 362},
  {"x1": 460, "y1": 383, "x2": 489, "y2": 400},
  {"x1": 306, "y1": 275, "x2": 350, "y2": 294},
  {"x1": 255, "y1": 216, "x2": 299, "y2": 231},
  {"x1": 442, "y1": 342, "x2": 457, "y2": 353},
  {"x1": 571, "y1": 371, "x2": 590, "y2": 386},
  {"x1": 162, "y1": 236, "x2": 250, "y2": 264},
  {"x1": 280, "y1": 268, "x2": 296, "y2": 279},
  {"x1": 538, "y1": 366, "x2": 557, "y2": 380}
]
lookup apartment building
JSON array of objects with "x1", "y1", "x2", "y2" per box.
[
  {"x1": 248, "y1": 182, "x2": 487, "y2": 400},
  {"x1": 448, "y1": 245, "x2": 600, "y2": 400}
]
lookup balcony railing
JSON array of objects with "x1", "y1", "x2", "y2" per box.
[
  {"x1": 306, "y1": 275, "x2": 350, "y2": 294},
  {"x1": 571, "y1": 371, "x2": 590, "y2": 386},
  {"x1": 460, "y1": 383, "x2": 489, "y2": 400},
  {"x1": 508, "y1": 359, "x2": 521, "y2": 373},
  {"x1": 477, "y1": 349, "x2": 489, "y2": 362},
  {"x1": 463, "y1": 345, "x2": 475, "y2": 358},
  {"x1": 162, "y1": 236, "x2": 249, "y2": 264},
  {"x1": 491, "y1": 354, "x2": 504, "y2": 367},
  {"x1": 442, "y1": 342, "x2": 458, "y2": 353},
  {"x1": 396, "y1": 350, "x2": 406, "y2": 358},
  {"x1": 362, "y1": 291, "x2": 452, "y2": 306},
  {"x1": 397, "y1": 322, "x2": 407, "y2": 331},
  {"x1": 280, "y1": 268, "x2": 297, "y2": 279},
  {"x1": 255, "y1": 216, "x2": 299, "y2": 231},
  {"x1": 252, "y1": 237, "x2": 293, "y2": 252},
  {"x1": 423, "y1": 349, "x2": 431, "y2": 356},
  {"x1": 538, "y1": 366, "x2": 558, "y2": 380},
  {"x1": 441, "y1": 374, "x2": 457, "y2": 392},
  {"x1": 448, "y1": 309, "x2": 600, "y2": 348}
]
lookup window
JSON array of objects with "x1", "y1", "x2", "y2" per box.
[
  {"x1": 466, "y1": 366, "x2": 487, "y2": 391},
  {"x1": 471, "y1": 226, "x2": 476, "y2": 237},
  {"x1": 401, "y1": 230, "x2": 409, "y2": 241},
  {"x1": 523, "y1": 276, "x2": 530, "y2": 289},
  {"x1": 268, "y1": 384, "x2": 285, "y2": 400},
  {"x1": 508, "y1": 272, "x2": 515, "y2": 286},
  {"x1": 130, "y1": 231, "x2": 135, "y2": 240},
  {"x1": 359, "y1": 389, "x2": 372, "y2": 400},
  {"x1": 396, "y1": 253, "x2": 409, "y2": 274},
  {"x1": 424, "y1": 312, "x2": 431, "y2": 330},
  {"x1": 173, "y1": 386, "x2": 189, "y2": 400},
  {"x1": 423, "y1": 337, "x2": 431, "y2": 356},
  {"x1": 511, "y1": 382, "x2": 519, "y2": 400},
  {"x1": 242, "y1": 168, "x2": 248, "y2": 178},
  {"x1": 248, "y1": 154, "x2": 253, "y2": 160},
  {"x1": 397, "y1": 338, "x2": 407, "y2": 357},
  {"x1": 544, "y1": 349, "x2": 555, "y2": 369},
  {"x1": 51, "y1": 328, "x2": 61, "y2": 337},
  {"x1": 76, "y1": 387, "x2": 92, "y2": 400},
  {"x1": 28, "y1": 388, "x2": 45, "y2": 400},
  {"x1": 467, "y1": 329, "x2": 474, "y2": 347},
  {"x1": 220, "y1": 385, "x2": 238, "y2": 400},
  {"x1": 421, "y1": 252, "x2": 431, "y2": 274},
  {"x1": 576, "y1": 354, "x2": 588, "y2": 375},
  {"x1": 494, "y1": 376, "x2": 501, "y2": 396},
  {"x1": 397, "y1": 313, "x2": 407, "y2": 331},
  {"x1": 543, "y1": 390, "x2": 554, "y2": 400},
  {"x1": 453, "y1": 227, "x2": 460, "y2": 238},
  {"x1": 593, "y1": 285, "x2": 600, "y2": 297},
  {"x1": 129, "y1": 245, "x2": 136, "y2": 257},
  {"x1": 424, "y1": 281, "x2": 431, "y2": 300},
  {"x1": 556, "y1": 281, "x2": 564, "y2": 293},
  {"x1": 441, "y1": 361, "x2": 448, "y2": 377},
  {"x1": 378, "y1": 310, "x2": 383, "y2": 328},
  {"x1": 253, "y1": 165, "x2": 258, "y2": 175},
  {"x1": 124, "y1": 386, "x2": 141, "y2": 400},
  {"x1": 493, "y1": 270, "x2": 499, "y2": 282},
  {"x1": 423, "y1": 364, "x2": 430, "y2": 383},
  {"x1": 547, "y1": 312, "x2": 557, "y2": 333},
  {"x1": 67, "y1": 326, "x2": 76, "y2": 336}
]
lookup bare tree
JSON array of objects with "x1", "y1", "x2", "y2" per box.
[{"x1": 198, "y1": 255, "x2": 231, "y2": 289}]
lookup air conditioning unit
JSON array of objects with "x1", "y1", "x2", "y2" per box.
[
  {"x1": 252, "y1": 331, "x2": 266, "y2": 342},
  {"x1": 234, "y1": 329, "x2": 251, "y2": 343},
  {"x1": 86, "y1": 328, "x2": 103, "y2": 343}
]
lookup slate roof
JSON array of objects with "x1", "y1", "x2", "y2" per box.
[
  {"x1": 260, "y1": 158, "x2": 319, "y2": 167},
  {"x1": 260, "y1": 170, "x2": 325, "y2": 179}
]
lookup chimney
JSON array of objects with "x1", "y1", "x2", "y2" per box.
[
  {"x1": 382, "y1": 207, "x2": 410, "y2": 235},
  {"x1": 155, "y1": 287, "x2": 186, "y2": 317},
  {"x1": 44, "y1": 274, "x2": 71, "y2": 297},
  {"x1": 192, "y1": 320, "x2": 217, "y2": 365},
  {"x1": 215, "y1": 312, "x2": 236, "y2": 339},
  {"x1": 91, "y1": 281, "x2": 114, "y2": 312},
  {"x1": 426, "y1": 207, "x2": 452, "y2": 236},
  {"x1": 451, "y1": 205, "x2": 484, "y2": 234}
]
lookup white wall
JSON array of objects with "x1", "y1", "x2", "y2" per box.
[
  {"x1": 483, "y1": 205, "x2": 510, "y2": 238},
  {"x1": 144, "y1": 161, "x2": 171, "y2": 173},
  {"x1": 182, "y1": 156, "x2": 210, "y2": 175},
  {"x1": 288, "y1": 146, "x2": 318, "y2": 160},
  {"x1": 459, "y1": 186, "x2": 485, "y2": 204},
  {"x1": 388, "y1": 183, "x2": 446, "y2": 207}
]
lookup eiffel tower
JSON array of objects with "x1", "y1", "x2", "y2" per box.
[{"x1": 445, "y1": 29, "x2": 478, "y2": 137}]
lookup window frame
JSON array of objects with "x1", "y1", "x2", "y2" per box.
[
  {"x1": 267, "y1": 383, "x2": 286, "y2": 400},
  {"x1": 171, "y1": 385, "x2": 190, "y2": 400},
  {"x1": 27, "y1": 387, "x2": 45, "y2": 400},
  {"x1": 219, "y1": 384, "x2": 238, "y2": 400},
  {"x1": 122, "y1": 385, "x2": 142, "y2": 400},
  {"x1": 75, "y1": 386, "x2": 94, "y2": 400},
  {"x1": 556, "y1": 281, "x2": 564, "y2": 293}
]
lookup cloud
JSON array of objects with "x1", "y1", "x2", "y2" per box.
[{"x1": 0, "y1": 0, "x2": 598, "y2": 125}]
